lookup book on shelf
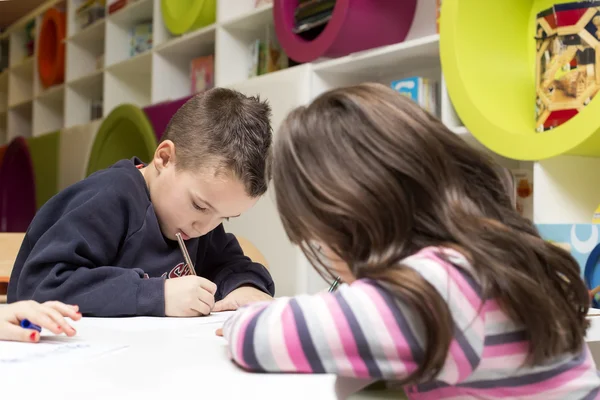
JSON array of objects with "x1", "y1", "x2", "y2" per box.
[
  {"x1": 248, "y1": 25, "x2": 288, "y2": 78},
  {"x1": 390, "y1": 76, "x2": 438, "y2": 115},
  {"x1": 130, "y1": 21, "x2": 152, "y2": 57},
  {"x1": 190, "y1": 55, "x2": 214, "y2": 94},
  {"x1": 511, "y1": 169, "x2": 533, "y2": 219},
  {"x1": 293, "y1": 0, "x2": 335, "y2": 34}
]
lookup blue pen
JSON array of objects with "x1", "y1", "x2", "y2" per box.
[{"x1": 20, "y1": 319, "x2": 42, "y2": 333}]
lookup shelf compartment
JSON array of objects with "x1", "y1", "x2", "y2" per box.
[
  {"x1": 105, "y1": 51, "x2": 152, "y2": 114},
  {"x1": 153, "y1": 25, "x2": 215, "y2": 103},
  {"x1": 8, "y1": 58, "x2": 34, "y2": 107},
  {"x1": 66, "y1": 16, "x2": 105, "y2": 82},
  {"x1": 313, "y1": 34, "x2": 440, "y2": 75},
  {"x1": 220, "y1": 3, "x2": 274, "y2": 31},
  {"x1": 33, "y1": 84, "x2": 65, "y2": 136},
  {"x1": 7, "y1": 100, "x2": 33, "y2": 140},
  {"x1": 105, "y1": 0, "x2": 153, "y2": 67},
  {"x1": 65, "y1": 69, "x2": 104, "y2": 127},
  {"x1": 108, "y1": 0, "x2": 153, "y2": 26},
  {"x1": 311, "y1": 39, "x2": 442, "y2": 120},
  {"x1": 8, "y1": 24, "x2": 35, "y2": 68},
  {"x1": 67, "y1": 15, "x2": 105, "y2": 44}
]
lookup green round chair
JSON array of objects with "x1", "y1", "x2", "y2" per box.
[
  {"x1": 27, "y1": 130, "x2": 60, "y2": 210},
  {"x1": 86, "y1": 104, "x2": 157, "y2": 177},
  {"x1": 161, "y1": 0, "x2": 216, "y2": 35},
  {"x1": 441, "y1": 0, "x2": 600, "y2": 160}
]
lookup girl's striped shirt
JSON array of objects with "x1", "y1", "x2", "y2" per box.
[{"x1": 222, "y1": 247, "x2": 600, "y2": 399}]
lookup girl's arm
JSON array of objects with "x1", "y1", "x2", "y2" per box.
[{"x1": 221, "y1": 251, "x2": 485, "y2": 382}]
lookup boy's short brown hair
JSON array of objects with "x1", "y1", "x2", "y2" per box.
[{"x1": 162, "y1": 88, "x2": 273, "y2": 197}]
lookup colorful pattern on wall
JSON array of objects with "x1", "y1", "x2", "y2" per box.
[{"x1": 537, "y1": 224, "x2": 600, "y2": 306}]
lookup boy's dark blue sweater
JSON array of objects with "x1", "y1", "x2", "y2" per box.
[{"x1": 7, "y1": 158, "x2": 275, "y2": 317}]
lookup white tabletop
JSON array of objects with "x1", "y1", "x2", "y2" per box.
[
  {"x1": 0, "y1": 311, "x2": 373, "y2": 400},
  {"x1": 4, "y1": 308, "x2": 600, "y2": 399}
]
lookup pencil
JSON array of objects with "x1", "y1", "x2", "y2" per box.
[
  {"x1": 175, "y1": 232, "x2": 196, "y2": 276},
  {"x1": 328, "y1": 276, "x2": 341, "y2": 292}
]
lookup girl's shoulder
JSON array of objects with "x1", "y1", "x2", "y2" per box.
[
  {"x1": 397, "y1": 246, "x2": 484, "y2": 303},
  {"x1": 403, "y1": 246, "x2": 476, "y2": 274}
]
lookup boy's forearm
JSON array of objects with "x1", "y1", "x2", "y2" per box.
[
  {"x1": 15, "y1": 265, "x2": 166, "y2": 317},
  {"x1": 213, "y1": 263, "x2": 275, "y2": 300}
]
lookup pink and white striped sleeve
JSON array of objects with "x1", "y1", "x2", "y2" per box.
[{"x1": 221, "y1": 249, "x2": 485, "y2": 381}]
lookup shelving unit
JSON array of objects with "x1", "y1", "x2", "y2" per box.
[{"x1": 0, "y1": 0, "x2": 548, "y2": 297}]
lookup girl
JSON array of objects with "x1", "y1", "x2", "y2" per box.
[
  {"x1": 0, "y1": 300, "x2": 80, "y2": 342},
  {"x1": 219, "y1": 83, "x2": 600, "y2": 398}
]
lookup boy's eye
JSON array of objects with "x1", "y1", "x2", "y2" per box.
[{"x1": 192, "y1": 202, "x2": 208, "y2": 212}]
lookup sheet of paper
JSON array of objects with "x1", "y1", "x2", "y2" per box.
[
  {"x1": 589, "y1": 308, "x2": 600, "y2": 317},
  {"x1": 0, "y1": 339, "x2": 127, "y2": 367},
  {"x1": 74, "y1": 311, "x2": 236, "y2": 333}
]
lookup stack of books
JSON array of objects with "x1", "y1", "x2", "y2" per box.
[{"x1": 293, "y1": 0, "x2": 336, "y2": 36}]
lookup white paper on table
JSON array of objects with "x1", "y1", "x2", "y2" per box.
[
  {"x1": 74, "y1": 311, "x2": 236, "y2": 333},
  {"x1": 588, "y1": 308, "x2": 600, "y2": 317},
  {"x1": 0, "y1": 338, "x2": 128, "y2": 367}
]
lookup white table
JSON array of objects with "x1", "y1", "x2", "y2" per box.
[
  {"x1": 4, "y1": 309, "x2": 600, "y2": 400},
  {"x1": 0, "y1": 311, "x2": 373, "y2": 400}
]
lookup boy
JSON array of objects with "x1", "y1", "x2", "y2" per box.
[{"x1": 7, "y1": 88, "x2": 275, "y2": 317}]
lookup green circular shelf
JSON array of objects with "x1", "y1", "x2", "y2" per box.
[
  {"x1": 441, "y1": 0, "x2": 600, "y2": 160},
  {"x1": 86, "y1": 104, "x2": 157, "y2": 177},
  {"x1": 27, "y1": 130, "x2": 60, "y2": 210},
  {"x1": 161, "y1": 0, "x2": 216, "y2": 35}
]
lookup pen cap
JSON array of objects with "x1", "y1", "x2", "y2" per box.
[{"x1": 20, "y1": 319, "x2": 42, "y2": 332}]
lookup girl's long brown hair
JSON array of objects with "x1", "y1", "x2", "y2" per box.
[{"x1": 272, "y1": 82, "x2": 589, "y2": 383}]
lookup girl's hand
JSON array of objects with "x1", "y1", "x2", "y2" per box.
[
  {"x1": 215, "y1": 327, "x2": 223, "y2": 337},
  {"x1": 213, "y1": 286, "x2": 273, "y2": 312},
  {"x1": 0, "y1": 300, "x2": 81, "y2": 342}
]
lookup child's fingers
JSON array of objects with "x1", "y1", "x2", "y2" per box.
[
  {"x1": 0, "y1": 321, "x2": 40, "y2": 343},
  {"x1": 43, "y1": 301, "x2": 82, "y2": 321},
  {"x1": 213, "y1": 300, "x2": 236, "y2": 312},
  {"x1": 37, "y1": 304, "x2": 77, "y2": 336},
  {"x1": 215, "y1": 328, "x2": 223, "y2": 337},
  {"x1": 14, "y1": 304, "x2": 63, "y2": 335},
  {"x1": 13, "y1": 302, "x2": 74, "y2": 336}
]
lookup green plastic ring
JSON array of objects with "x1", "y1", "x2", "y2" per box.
[
  {"x1": 27, "y1": 130, "x2": 60, "y2": 210},
  {"x1": 161, "y1": 0, "x2": 216, "y2": 35},
  {"x1": 86, "y1": 104, "x2": 157, "y2": 177},
  {"x1": 441, "y1": 0, "x2": 600, "y2": 160}
]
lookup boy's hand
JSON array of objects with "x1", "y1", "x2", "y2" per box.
[
  {"x1": 164, "y1": 276, "x2": 217, "y2": 317},
  {"x1": 213, "y1": 286, "x2": 273, "y2": 312},
  {"x1": 0, "y1": 300, "x2": 81, "y2": 342}
]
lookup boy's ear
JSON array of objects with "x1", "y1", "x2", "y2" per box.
[{"x1": 154, "y1": 140, "x2": 176, "y2": 172}]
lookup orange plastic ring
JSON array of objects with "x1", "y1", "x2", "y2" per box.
[{"x1": 38, "y1": 8, "x2": 66, "y2": 88}]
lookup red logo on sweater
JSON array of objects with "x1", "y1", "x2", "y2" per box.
[{"x1": 161, "y1": 262, "x2": 193, "y2": 279}]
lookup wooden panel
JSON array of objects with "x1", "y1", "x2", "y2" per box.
[
  {"x1": 236, "y1": 235, "x2": 268, "y2": 270},
  {"x1": 0, "y1": 0, "x2": 47, "y2": 29},
  {"x1": 0, "y1": 232, "x2": 24, "y2": 280}
]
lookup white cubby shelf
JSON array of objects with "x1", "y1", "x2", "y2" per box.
[{"x1": 2, "y1": 0, "x2": 587, "y2": 298}]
